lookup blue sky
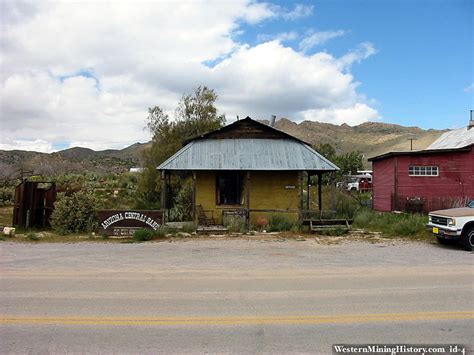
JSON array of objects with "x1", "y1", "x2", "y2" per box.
[
  {"x1": 0, "y1": 0, "x2": 472, "y2": 152},
  {"x1": 238, "y1": 0, "x2": 473, "y2": 129}
]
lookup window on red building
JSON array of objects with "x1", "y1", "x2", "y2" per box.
[{"x1": 408, "y1": 166, "x2": 439, "y2": 176}]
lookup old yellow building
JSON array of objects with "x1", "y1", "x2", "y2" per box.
[{"x1": 157, "y1": 117, "x2": 339, "y2": 226}]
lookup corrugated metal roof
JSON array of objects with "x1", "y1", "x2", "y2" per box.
[
  {"x1": 427, "y1": 126, "x2": 474, "y2": 150},
  {"x1": 158, "y1": 138, "x2": 339, "y2": 171}
]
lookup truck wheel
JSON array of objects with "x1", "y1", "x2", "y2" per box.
[{"x1": 460, "y1": 227, "x2": 474, "y2": 251}]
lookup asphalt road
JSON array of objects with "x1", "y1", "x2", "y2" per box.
[{"x1": 0, "y1": 238, "x2": 473, "y2": 354}]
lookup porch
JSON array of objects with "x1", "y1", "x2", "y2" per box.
[{"x1": 160, "y1": 169, "x2": 339, "y2": 231}]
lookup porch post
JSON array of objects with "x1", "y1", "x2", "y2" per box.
[
  {"x1": 306, "y1": 172, "x2": 311, "y2": 210},
  {"x1": 317, "y1": 172, "x2": 322, "y2": 212},
  {"x1": 330, "y1": 171, "x2": 336, "y2": 212},
  {"x1": 298, "y1": 171, "x2": 304, "y2": 224},
  {"x1": 192, "y1": 171, "x2": 196, "y2": 223},
  {"x1": 246, "y1": 171, "x2": 251, "y2": 228},
  {"x1": 161, "y1": 170, "x2": 166, "y2": 224},
  {"x1": 167, "y1": 172, "x2": 171, "y2": 222}
]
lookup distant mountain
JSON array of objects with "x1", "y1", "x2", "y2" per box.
[
  {"x1": 0, "y1": 119, "x2": 446, "y2": 180},
  {"x1": 0, "y1": 143, "x2": 150, "y2": 180},
  {"x1": 268, "y1": 118, "x2": 446, "y2": 163}
]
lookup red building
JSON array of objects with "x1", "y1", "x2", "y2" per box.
[{"x1": 369, "y1": 123, "x2": 474, "y2": 213}]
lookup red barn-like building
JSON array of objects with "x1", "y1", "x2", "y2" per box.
[{"x1": 369, "y1": 122, "x2": 474, "y2": 213}]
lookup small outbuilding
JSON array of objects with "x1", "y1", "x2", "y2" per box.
[
  {"x1": 369, "y1": 119, "x2": 474, "y2": 213},
  {"x1": 157, "y1": 117, "x2": 339, "y2": 226}
]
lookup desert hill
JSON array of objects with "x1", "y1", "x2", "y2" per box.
[
  {"x1": 270, "y1": 118, "x2": 445, "y2": 161},
  {"x1": 0, "y1": 119, "x2": 445, "y2": 180}
]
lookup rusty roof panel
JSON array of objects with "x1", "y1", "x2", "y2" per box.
[{"x1": 158, "y1": 139, "x2": 339, "y2": 171}]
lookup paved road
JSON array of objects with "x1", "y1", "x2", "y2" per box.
[{"x1": 0, "y1": 238, "x2": 473, "y2": 353}]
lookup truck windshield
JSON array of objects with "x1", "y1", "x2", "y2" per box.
[{"x1": 468, "y1": 200, "x2": 474, "y2": 208}]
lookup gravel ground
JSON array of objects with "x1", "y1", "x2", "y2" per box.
[{"x1": 0, "y1": 237, "x2": 471, "y2": 274}]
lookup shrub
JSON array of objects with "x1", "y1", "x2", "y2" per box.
[
  {"x1": 353, "y1": 208, "x2": 428, "y2": 237},
  {"x1": 133, "y1": 228, "x2": 155, "y2": 241},
  {"x1": 392, "y1": 215, "x2": 427, "y2": 236},
  {"x1": 181, "y1": 222, "x2": 196, "y2": 233},
  {"x1": 168, "y1": 180, "x2": 193, "y2": 222},
  {"x1": 333, "y1": 191, "x2": 368, "y2": 219},
  {"x1": 223, "y1": 216, "x2": 247, "y2": 233},
  {"x1": 27, "y1": 233, "x2": 39, "y2": 241},
  {"x1": 133, "y1": 227, "x2": 169, "y2": 241},
  {"x1": 51, "y1": 191, "x2": 99, "y2": 234},
  {"x1": 0, "y1": 186, "x2": 14, "y2": 207},
  {"x1": 268, "y1": 214, "x2": 296, "y2": 232}
]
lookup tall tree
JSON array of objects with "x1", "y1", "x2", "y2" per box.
[
  {"x1": 137, "y1": 86, "x2": 225, "y2": 208},
  {"x1": 314, "y1": 143, "x2": 364, "y2": 183}
]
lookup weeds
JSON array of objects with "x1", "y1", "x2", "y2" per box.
[
  {"x1": 181, "y1": 222, "x2": 197, "y2": 234},
  {"x1": 223, "y1": 216, "x2": 247, "y2": 233},
  {"x1": 353, "y1": 208, "x2": 429, "y2": 238},
  {"x1": 26, "y1": 233, "x2": 39, "y2": 241},
  {"x1": 267, "y1": 214, "x2": 296, "y2": 232},
  {"x1": 133, "y1": 229, "x2": 155, "y2": 241},
  {"x1": 133, "y1": 227, "x2": 171, "y2": 241}
]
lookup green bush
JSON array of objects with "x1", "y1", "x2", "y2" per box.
[
  {"x1": 133, "y1": 228, "x2": 155, "y2": 241},
  {"x1": 51, "y1": 191, "x2": 99, "y2": 234},
  {"x1": 168, "y1": 180, "x2": 193, "y2": 222},
  {"x1": 267, "y1": 214, "x2": 296, "y2": 232},
  {"x1": 133, "y1": 227, "x2": 168, "y2": 241},
  {"x1": 0, "y1": 186, "x2": 14, "y2": 207},
  {"x1": 223, "y1": 216, "x2": 247, "y2": 233},
  {"x1": 353, "y1": 208, "x2": 428, "y2": 237},
  {"x1": 181, "y1": 222, "x2": 196, "y2": 233},
  {"x1": 392, "y1": 215, "x2": 427, "y2": 236},
  {"x1": 335, "y1": 191, "x2": 362, "y2": 219},
  {"x1": 27, "y1": 233, "x2": 39, "y2": 241}
]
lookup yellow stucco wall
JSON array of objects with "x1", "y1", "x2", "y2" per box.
[{"x1": 195, "y1": 171, "x2": 299, "y2": 225}]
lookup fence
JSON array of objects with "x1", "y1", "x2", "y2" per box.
[{"x1": 392, "y1": 194, "x2": 471, "y2": 214}]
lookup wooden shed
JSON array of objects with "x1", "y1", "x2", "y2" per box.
[
  {"x1": 157, "y1": 117, "x2": 339, "y2": 226},
  {"x1": 369, "y1": 122, "x2": 474, "y2": 213}
]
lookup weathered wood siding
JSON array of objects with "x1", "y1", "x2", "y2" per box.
[
  {"x1": 372, "y1": 148, "x2": 474, "y2": 212},
  {"x1": 372, "y1": 158, "x2": 395, "y2": 212}
]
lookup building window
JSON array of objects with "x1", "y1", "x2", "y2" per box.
[
  {"x1": 408, "y1": 166, "x2": 439, "y2": 176},
  {"x1": 216, "y1": 172, "x2": 243, "y2": 205}
]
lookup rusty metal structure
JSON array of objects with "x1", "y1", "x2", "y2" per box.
[{"x1": 13, "y1": 180, "x2": 57, "y2": 228}]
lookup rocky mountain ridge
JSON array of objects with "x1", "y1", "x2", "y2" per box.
[{"x1": 0, "y1": 119, "x2": 446, "y2": 180}]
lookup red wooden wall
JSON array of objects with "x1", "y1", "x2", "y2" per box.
[
  {"x1": 372, "y1": 147, "x2": 474, "y2": 212},
  {"x1": 372, "y1": 158, "x2": 395, "y2": 212}
]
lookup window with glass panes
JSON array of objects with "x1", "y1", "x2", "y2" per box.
[{"x1": 408, "y1": 166, "x2": 439, "y2": 176}]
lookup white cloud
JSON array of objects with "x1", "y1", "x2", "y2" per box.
[
  {"x1": 338, "y1": 42, "x2": 377, "y2": 68},
  {"x1": 464, "y1": 83, "x2": 474, "y2": 92},
  {"x1": 282, "y1": 4, "x2": 314, "y2": 20},
  {"x1": 299, "y1": 30, "x2": 346, "y2": 52},
  {"x1": 0, "y1": 139, "x2": 54, "y2": 153},
  {"x1": 240, "y1": 1, "x2": 278, "y2": 24},
  {"x1": 257, "y1": 31, "x2": 298, "y2": 43},
  {"x1": 301, "y1": 103, "x2": 379, "y2": 125},
  {"x1": 0, "y1": 1, "x2": 379, "y2": 152}
]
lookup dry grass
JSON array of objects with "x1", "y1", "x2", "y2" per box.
[{"x1": 0, "y1": 206, "x2": 13, "y2": 227}]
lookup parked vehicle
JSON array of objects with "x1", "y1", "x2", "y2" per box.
[
  {"x1": 427, "y1": 200, "x2": 474, "y2": 251},
  {"x1": 338, "y1": 173, "x2": 372, "y2": 192}
]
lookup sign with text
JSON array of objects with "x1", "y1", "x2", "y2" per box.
[{"x1": 97, "y1": 210, "x2": 163, "y2": 237}]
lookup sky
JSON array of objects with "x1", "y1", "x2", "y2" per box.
[{"x1": 0, "y1": 0, "x2": 472, "y2": 153}]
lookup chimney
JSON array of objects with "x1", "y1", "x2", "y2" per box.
[
  {"x1": 469, "y1": 110, "x2": 474, "y2": 130},
  {"x1": 270, "y1": 115, "x2": 276, "y2": 127}
]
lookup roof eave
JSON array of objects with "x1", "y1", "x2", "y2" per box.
[{"x1": 368, "y1": 144, "x2": 473, "y2": 162}]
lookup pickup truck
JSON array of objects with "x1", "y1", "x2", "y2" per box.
[{"x1": 427, "y1": 200, "x2": 474, "y2": 251}]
